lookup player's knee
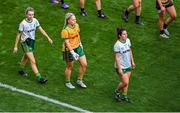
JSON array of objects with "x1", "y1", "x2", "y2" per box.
[
  {"x1": 134, "y1": 3, "x2": 140, "y2": 9},
  {"x1": 30, "y1": 59, "x2": 36, "y2": 65},
  {"x1": 81, "y1": 62, "x2": 87, "y2": 71},
  {"x1": 82, "y1": 62, "x2": 87, "y2": 68},
  {"x1": 67, "y1": 64, "x2": 73, "y2": 70}
]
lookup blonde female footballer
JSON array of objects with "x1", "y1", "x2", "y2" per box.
[
  {"x1": 13, "y1": 7, "x2": 53, "y2": 84},
  {"x1": 61, "y1": 13, "x2": 87, "y2": 89}
]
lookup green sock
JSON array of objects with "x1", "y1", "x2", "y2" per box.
[
  {"x1": 122, "y1": 92, "x2": 127, "y2": 97},
  {"x1": 36, "y1": 73, "x2": 42, "y2": 81}
]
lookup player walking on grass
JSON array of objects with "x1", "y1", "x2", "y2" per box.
[
  {"x1": 114, "y1": 28, "x2": 135, "y2": 103},
  {"x1": 13, "y1": 7, "x2": 53, "y2": 84},
  {"x1": 61, "y1": 13, "x2": 87, "y2": 89},
  {"x1": 156, "y1": 0, "x2": 176, "y2": 38},
  {"x1": 122, "y1": 0, "x2": 144, "y2": 25}
]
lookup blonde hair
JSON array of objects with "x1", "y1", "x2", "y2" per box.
[
  {"x1": 25, "y1": 7, "x2": 34, "y2": 15},
  {"x1": 63, "y1": 13, "x2": 75, "y2": 29}
]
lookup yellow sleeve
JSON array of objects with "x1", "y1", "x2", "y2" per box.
[{"x1": 61, "y1": 29, "x2": 68, "y2": 40}]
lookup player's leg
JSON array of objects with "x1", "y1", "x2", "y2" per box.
[
  {"x1": 77, "y1": 55, "x2": 87, "y2": 88},
  {"x1": 114, "y1": 82, "x2": 123, "y2": 101},
  {"x1": 64, "y1": 61, "x2": 75, "y2": 89},
  {"x1": 19, "y1": 40, "x2": 33, "y2": 76},
  {"x1": 114, "y1": 69, "x2": 128, "y2": 101},
  {"x1": 26, "y1": 52, "x2": 47, "y2": 83},
  {"x1": 96, "y1": 0, "x2": 107, "y2": 18},
  {"x1": 122, "y1": 1, "x2": 134, "y2": 22},
  {"x1": 80, "y1": 0, "x2": 85, "y2": 9},
  {"x1": 78, "y1": 56, "x2": 87, "y2": 80},
  {"x1": 64, "y1": 61, "x2": 74, "y2": 83},
  {"x1": 133, "y1": 0, "x2": 144, "y2": 25},
  {"x1": 63, "y1": 50, "x2": 75, "y2": 89},
  {"x1": 60, "y1": 0, "x2": 69, "y2": 9},
  {"x1": 121, "y1": 71, "x2": 133, "y2": 103},
  {"x1": 159, "y1": 10, "x2": 169, "y2": 38},
  {"x1": 18, "y1": 53, "x2": 28, "y2": 76},
  {"x1": 80, "y1": 0, "x2": 88, "y2": 16},
  {"x1": 133, "y1": 0, "x2": 141, "y2": 16},
  {"x1": 122, "y1": 72, "x2": 131, "y2": 96},
  {"x1": 26, "y1": 52, "x2": 38, "y2": 74},
  {"x1": 95, "y1": 0, "x2": 101, "y2": 10},
  {"x1": 121, "y1": 73, "x2": 129, "y2": 93},
  {"x1": 163, "y1": 5, "x2": 176, "y2": 35},
  {"x1": 20, "y1": 53, "x2": 28, "y2": 65}
]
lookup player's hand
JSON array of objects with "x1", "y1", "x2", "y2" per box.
[
  {"x1": 13, "y1": 47, "x2": 18, "y2": 53},
  {"x1": 70, "y1": 50, "x2": 79, "y2": 60},
  {"x1": 118, "y1": 68, "x2": 123, "y2": 77},
  {"x1": 160, "y1": 6, "x2": 165, "y2": 12},
  {"x1": 132, "y1": 62, "x2": 136, "y2": 69}
]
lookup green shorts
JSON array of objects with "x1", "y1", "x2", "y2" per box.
[
  {"x1": 63, "y1": 45, "x2": 85, "y2": 61},
  {"x1": 21, "y1": 38, "x2": 35, "y2": 53},
  {"x1": 116, "y1": 67, "x2": 132, "y2": 74}
]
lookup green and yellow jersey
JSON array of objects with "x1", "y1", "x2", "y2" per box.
[{"x1": 61, "y1": 23, "x2": 80, "y2": 51}]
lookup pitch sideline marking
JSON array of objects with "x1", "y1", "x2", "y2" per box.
[{"x1": 0, "y1": 82, "x2": 91, "y2": 112}]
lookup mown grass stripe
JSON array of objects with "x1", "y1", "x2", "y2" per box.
[{"x1": 0, "y1": 82, "x2": 91, "y2": 112}]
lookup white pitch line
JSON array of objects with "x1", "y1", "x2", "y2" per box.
[{"x1": 0, "y1": 82, "x2": 91, "y2": 113}]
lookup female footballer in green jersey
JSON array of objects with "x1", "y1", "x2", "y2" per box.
[
  {"x1": 114, "y1": 28, "x2": 135, "y2": 103},
  {"x1": 13, "y1": 7, "x2": 53, "y2": 84}
]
